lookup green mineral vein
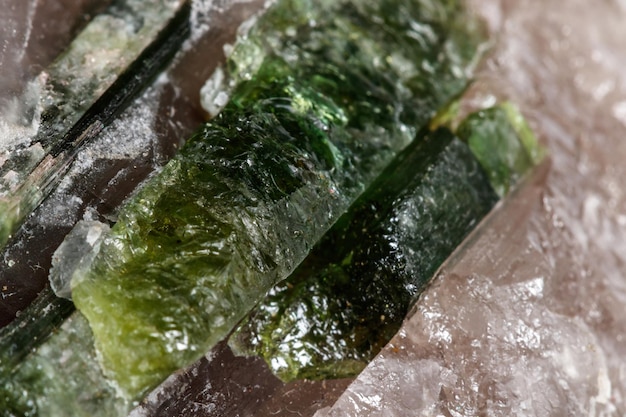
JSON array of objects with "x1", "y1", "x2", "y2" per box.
[
  {"x1": 229, "y1": 103, "x2": 543, "y2": 381},
  {"x1": 67, "y1": 0, "x2": 485, "y2": 399}
]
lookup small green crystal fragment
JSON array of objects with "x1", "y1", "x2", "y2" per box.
[
  {"x1": 70, "y1": 0, "x2": 485, "y2": 399},
  {"x1": 501, "y1": 102, "x2": 546, "y2": 165},
  {"x1": 0, "y1": 313, "x2": 127, "y2": 417},
  {"x1": 456, "y1": 103, "x2": 543, "y2": 196},
  {"x1": 0, "y1": 202, "x2": 18, "y2": 248}
]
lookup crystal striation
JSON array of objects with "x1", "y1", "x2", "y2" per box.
[{"x1": 0, "y1": 0, "x2": 186, "y2": 248}]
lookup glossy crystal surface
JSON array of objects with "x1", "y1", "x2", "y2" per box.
[
  {"x1": 316, "y1": 0, "x2": 626, "y2": 413},
  {"x1": 230, "y1": 104, "x2": 543, "y2": 381},
  {"x1": 69, "y1": 0, "x2": 485, "y2": 399},
  {"x1": 0, "y1": 0, "x2": 184, "y2": 248},
  {"x1": 231, "y1": 128, "x2": 498, "y2": 380},
  {"x1": 457, "y1": 103, "x2": 544, "y2": 196},
  {"x1": 1, "y1": 314, "x2": 126, "y2": 417}
]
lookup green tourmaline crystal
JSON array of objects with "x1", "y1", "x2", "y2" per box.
[
  {"x1": 456, "y1": 102, "x2": 544, "y2": 197},
  {"x1": 69, "y1": 0, "x2": 485, "y2": 399},
  {"x1": 230, "y1": 127, "x2": 498, "y2": 380},
  {"x1": 230, "y1": 104, "x2": 543, "y2": 381}
]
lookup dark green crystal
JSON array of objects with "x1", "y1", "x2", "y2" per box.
[
  {"x1": 230, "y1": 103, "x2": 543, "y2": 381},
  {"x1": 230, "y1": 127, "x2": 499, "y2": 380},
  {"x1": 70, "y1": 0, "x2": 485, "y2": 398}
]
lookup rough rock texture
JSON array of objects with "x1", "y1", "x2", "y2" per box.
[
  {"x1": 69, "y1": 0, "x2": 484, "y2": 400},
  {"x1": 316, "y1": 0, "x2": 626, "y2": 415}
]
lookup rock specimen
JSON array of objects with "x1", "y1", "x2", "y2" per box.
[
  {"x1": 314, "y1": 0, "x2": 626, "y2": 415},
  {"x1": 0, "y1": 0, "x2": 187, "y2": 248},
  {"x1": 68, "y1": 0, "x2": 485, "y2": 399}
]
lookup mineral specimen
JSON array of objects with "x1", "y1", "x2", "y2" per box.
[
  {"x1": 68, "y1": 0, "x2": 485, "y2": 399},
  {"x1": 312, "y1": 0, "x2": 626, "y2": 413},
  {"x1": 456, "y1": 103, "x2": 545, "y2": 197},
  {"x1": 1, "y1": 314, "x2": 126, "y2": 417}
]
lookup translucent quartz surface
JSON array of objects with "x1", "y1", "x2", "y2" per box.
[
  {"x1": 69, "y1": 0, "x2": 485, "y2": 400},
  {"x1": 0, "y1": 0, "x2": 106, "y2": 110},
  {"x1": 317, "y1": 0, "x2": 626, "y2": 415}
]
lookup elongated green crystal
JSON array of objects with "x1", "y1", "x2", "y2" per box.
[
  {"x1": 230, "y1": 104, "x2": 543, "y2": 381},
  {"x1": 70, "y1": 0, "x2": 485, "y2": 399},
  {"x1": 456, "y1": 103, "x2": 544, "y2": 196},
  {"x1": 1, "y1": 314, "x2": 127, "y2": 417},
  {"x1": 230, "y1": 127, "x2": 498, "y2": 380}
]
